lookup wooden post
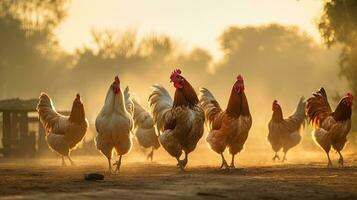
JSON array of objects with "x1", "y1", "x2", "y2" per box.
[
  {"x1": 19, "y1": 111, "x2": 29, "y2": 157},
  {"x1": 10, "y1": 112, "x2": 19, "y2": 156},
  {"x1": 2, "y1": 111, "x2": 11, "y2": 157}
]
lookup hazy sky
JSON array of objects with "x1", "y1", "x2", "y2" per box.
[{"x1": 56, "y1": 0, "x2": 323, "y2": 58}]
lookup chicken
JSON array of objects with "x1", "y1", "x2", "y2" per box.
[
  {"x1": 306, "y1": 87, "x2": 354, "y2": 167},
  {"x1": 268, "y1": 97, "x2": 305, "y2": 162},
  {"x1": 131, "y1": 97, "x2": 160, "y2": 161},
  {"x1": 149, "y1": 69, "x2": 204, "y2": 171},
  {"x1": 199, "y1": 75, "x2": 252, "y2": 169},
  {"x1": 95, "y1": 76, "x2": 134, "y2": 173},
  {"x1": 37, "y1": 93, "x2": 88, "y2": 166}
]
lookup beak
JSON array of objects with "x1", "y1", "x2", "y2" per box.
[{"x1": 170, "y1": 80, "x2": 173, "y2": 83}]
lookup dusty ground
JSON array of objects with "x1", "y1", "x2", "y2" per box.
[{"x1": 0, "y1": 152, "x2": 357, "y2": 200}]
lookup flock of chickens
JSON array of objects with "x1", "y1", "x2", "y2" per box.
[{"x1": 36, "y1": 69, "x2": 355, "y2": 173}]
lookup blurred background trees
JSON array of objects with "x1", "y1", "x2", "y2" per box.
[
  {"x1": 0, "y1": 0, "x2": 355, "y2": 146},
  {"x1": 318, "y1": 0, "x2": 357, "y2": 131},
  {"x1": 0, "y1": 0, "x2": 71, "y2": 98}
]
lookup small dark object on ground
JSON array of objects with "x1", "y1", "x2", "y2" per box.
[
  {"x1": 197, "y1": 192, "x2": 227, "y2": 198},
  {"x1": 84, "y1": 173, "x2": 104, "y2": 181}
]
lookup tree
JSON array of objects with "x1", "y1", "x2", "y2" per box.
[
  {"x1": 0, "y1": 0, "x2": 70, "y2": 98},
  {"x1": 318, "y1": 0, "x2": 357, "y2": 130}
]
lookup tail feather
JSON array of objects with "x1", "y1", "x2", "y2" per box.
[
  {"x1": 148, "y1": 84, "x2": 173, "y2": 132},
  {"x1": 36, "y1": 93, "x2": 63, "y2": 135},
  {"x1": 199, "y1": 87, "x2": 222, "y2": 125},
  {"x1": 124, "y1": 86, "x2": 134, "y2": 116},
  {"x1": 290, "y1": 96, "x2": 306, "y2": 123},
  {"x1": 306, "y1": 87, "x2": 332, "y2": 128}
]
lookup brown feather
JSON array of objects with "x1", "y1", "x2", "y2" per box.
[{"x1": 173, "y1": 78, "x2": 199, "y2": 108}]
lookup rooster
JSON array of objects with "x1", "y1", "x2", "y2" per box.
[
  {"x1": 37, "y1": 93, "x2": 88, "y2": 166},
  {"x1": 132, "y1": 97, "x2": 160, "y2": 161},
  {"x1": 268, "y1": 97, "x2": 305, "y2": 162},
  {"x1": 95, "y1": 76, "x2": 134, "y2": 173},
  {"x1": 149, "y1": 69, "x2": 204, "y2": 171},
  {"x1": 199, "y1": 75, "x2": 252, "y2": 169},
  {"x1": 306, "y1": 87, "x2": 354, "y2": 167}
]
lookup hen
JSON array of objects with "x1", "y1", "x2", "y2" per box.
[
  {"x1": 132, "y1": 97, "x2": 160, "y2": 161},
  {"x1": 95, "y1": 76, "x2": 134, "y2": 173},
  {"x1": 37, "y1": 93, "x2": 88, "y2": 166},
  {"x1": 149, "y1": 69, "x2": 204, "y2": 171},
  {"x1": 306, "y1": 87, "x2": 354, "y2": 167},
  {"x1": 199, "y1": 75, "x2": 252, "y2": 169},
  {"x1": 268, "y1": 97, "x2": 305, "y2": 162}
]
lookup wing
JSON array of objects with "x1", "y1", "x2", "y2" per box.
[
  {"x1": 148, "y1": 84, "x2": 174, "y2": 132},
  {"x1": 124, "y1": 86, "x2": 134, "y2": 116},
  {"x1": 132, "y1": 98, "x2": 155, "y2": 129},
  {"x1": 199, "y1": 87, "x2": 223, "y2": 129},
  {"x1": 306, "y1": 87, "x2": 332, "y2": 128}
]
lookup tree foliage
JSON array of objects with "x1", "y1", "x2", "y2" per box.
[
  {"x1": 0, "y1": 0, "x2": 70, "y2": 98},
  {"x1": 318, "y1": 0, "x2": 357, "y2": 130}
]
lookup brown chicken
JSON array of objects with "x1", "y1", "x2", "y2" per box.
[
  {"x1": 37, "y1": 93, "x2": 88, "y2": 166},
  {"x1": 268, "y1": 97, "x2": 305, "y2": 162},
  {"x1": 149, "y1": 69, "x2": 205, "y2": 171},
  {"x1": 306, "y1": 87, "x2": 354, "y2": 167},
  {"x1": 199, "y1": 75, "x2": 252, "y2": 169}
]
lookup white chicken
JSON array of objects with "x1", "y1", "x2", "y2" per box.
[
  {"x1": 95, "y1": 76, "x2": 134, "y2": 173},
  {"x1": 131, "y1": 97, "x2": 160, "y2": 161}
]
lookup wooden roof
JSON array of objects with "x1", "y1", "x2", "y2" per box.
[{"x1": 0, "y1": 98, "x2": 38, "y2": 112}]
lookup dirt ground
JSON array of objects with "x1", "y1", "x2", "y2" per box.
[{"x1": 0, "y1": 152, "x2": 357, "y2": 200}]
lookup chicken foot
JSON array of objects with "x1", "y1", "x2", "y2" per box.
[
  {"x1": 272, "y1": 152, "x2": 280, "y2": 162},
  {"x1": 113, "y1": 155, "x2": 122, "y2": 173},
  {"x1": 61, "y1": 156, "x2": 67, "y2": 167},
  {"x1": 176, "y1": 152, "x2": 188, "y2": 171},
  {"x1": 282, "y1": 152, "x2": 287, "y2": 162},
  {"x1": 230, "y1": 154, "x2": 236, "y2": 169},
  {"x1": 107, "y1": 158, "x2": 112, "y2": 174},
  {"x1": 326, "y1": 151, "x2": 333, "y2": 167},
  {"x1": 147, "y1": 147, "x2": 154, "y2": 161},
  {"x1": 68, "y1": 156, "x2": 76, "y2": 166},
  {"x1": 176, "y1": 157, "x2": 185, "y2": 171},
  {"x1": 337, "y1": 151, "x2": 344, "y2": 167},
  {"x1": 219, "y1": 153, "x2": 229, "y2": 170}
]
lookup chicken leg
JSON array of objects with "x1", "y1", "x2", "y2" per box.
[
  {"x1": 219, "y1": 153, "x2": 229, "y2": 169},
  {"x1": 282, "y1": 152, "x2": 287, "y2": 162},
  {"x1": 147, "y1": 147, "x2": 154, "y2": 161},
  {"x1": 113, "y1": 155, "x2": 122, "y2": 173},
  {"x1": 68, "y1": 156, "x2": 75, "y2": 166},
  {"x1": 272, "y1": 152, "x2": 280, "y2": 162},
  {"x1": 337, "y1": 151, "x2": 344, "y2": 167},
  {"x1": 107, "y1": 158, "x2": 112, "y2": 173},
  {"x1": 326, "y1": 151, "x2": 333, "y2": 167},
  {"x1": 176, "y1": 152, "x2": 188, "y2": 171},
  {"x1": 61, "y1": 156, "x2": 67, "y2": 167},
  {"x1": 230, "y1": 154, "x2": 236, "y2": 169},
  {"x1": 176, "y1": 157, "x2": 185, "y2": 171}
]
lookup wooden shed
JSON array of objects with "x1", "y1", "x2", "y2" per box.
[
  {"x1": 0, "y1": 98, "x2": 41, "y2": 157},
  {"x1": 0, "y1": 98, "x2": 69, "y2": 157}
]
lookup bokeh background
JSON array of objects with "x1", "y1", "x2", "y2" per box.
[{"x1": 0, "y1": 0, "x2": 356, "y2": 164}]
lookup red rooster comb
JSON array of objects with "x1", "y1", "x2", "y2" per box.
[
  {"x1": 114, "y1": 75, "x2": 120, "y2": 84},
  {"x1": 170, "y1": 68, "x2": 182, "y2": 80},
  {"x1": 347, "y1": 92, "x2": 355, "y2": 100}
]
